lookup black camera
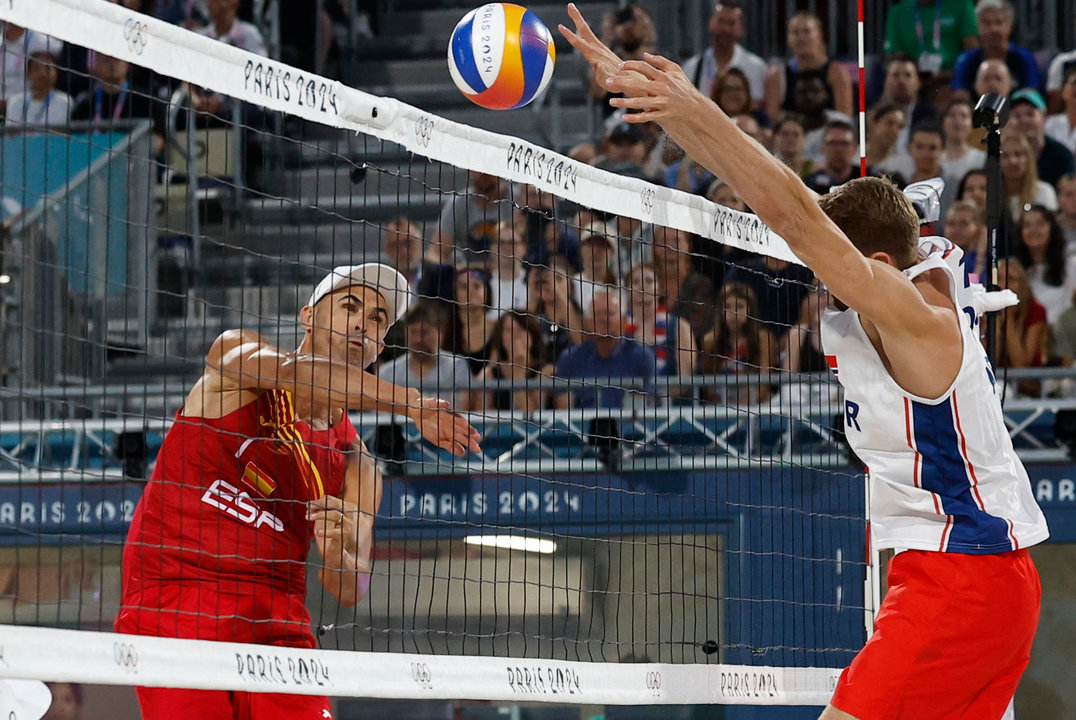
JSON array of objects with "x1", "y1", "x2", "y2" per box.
[{"x1": 973, "y1": 92, "x2": 1010, "y2": 131}]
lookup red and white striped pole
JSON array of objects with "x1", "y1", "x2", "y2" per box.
[{"x1": 858, "y1": 0, "x2": 868, "y2": 176}]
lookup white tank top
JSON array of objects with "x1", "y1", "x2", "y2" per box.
[{"x1": 820, "y1": 238, "x2": 1049, "y2": 554}]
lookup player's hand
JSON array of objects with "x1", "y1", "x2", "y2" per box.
[
  {"x1": 971, "y1": 286, "x2": 1019, "y2": 315},
  {"x1": 308, "y1": 495, "x2": 366, "y2": 568},
  {"x1": 408, "y1": 395, "x2": 482, "y2": 456},
  {"x1": 559, "y1": 3, "x2": 623, "y2": 93},
  {"x1": 606, "y1": 54, "x2": 703, "y2": 125}
]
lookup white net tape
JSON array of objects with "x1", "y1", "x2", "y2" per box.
[
  {"x1": 0, "y1": 0, "x2": 798, "y2": 264},
  {"x1": 0, "y1": 625, "x2": 841, "y2": 705}
]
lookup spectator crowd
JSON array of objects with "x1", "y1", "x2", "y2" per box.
[
  {"x1": 374, "y1": 0, "x2": 1076, "y2": 454},
  {"x1": 8, "y1": 0, "x2": 1076, "y2": 458}
]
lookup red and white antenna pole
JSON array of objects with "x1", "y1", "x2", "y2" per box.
[{"x1": 858, "y1": 0, "x2": 868, "y2": 176}]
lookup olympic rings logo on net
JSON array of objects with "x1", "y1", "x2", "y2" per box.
[
  {"x1": 645, "y1": 670, "x2": 662, "y2": 696},
  {"x1": 414, "y1": 116, "x2": 434, "y2": 149},
  {"x1": 639, "y1": 186, "x2": 655, "y2": 216},
  {"x1": 124, "y1": 18, "x2": 149, "y2": 55},
  {"x1": 410, "y1": 662, "x2": 433, "y2": 689},
  {"x1": 113, "y1": 641, "x2": 139, "y2": 673}
]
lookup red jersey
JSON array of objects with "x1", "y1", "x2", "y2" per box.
[{"x1": 116, "y1": 390, "x2": 357, "y2": 647}]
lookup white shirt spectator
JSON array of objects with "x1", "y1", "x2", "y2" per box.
[
  {"x1": 4, "y1": 89, "x2": 71, "y2": 127},
  {"x1": 940, "y1": 147, "x2": 986, "y2": 183},
  {"x1": 1027, "y1": 255, "x2": 1076, "y2": 325},
  {"x1": 378, "y1": 352, "x2": 473, "y2": 409},
  {"x1": 1009, "y1": 181, "x2": 1059, "y2": 219},
  {"x1": 804, "y1": 110, "x2": 854, "y2": 164},
  {"x1": 1, "y1": 28, "x2": 60, "y2": 101},
  {"x1": 681, "y1": 45, "x2": 768, "y2": 104},
  {"x1": 1046, "y1": 49, "x2": 1076, "y2": 93},
  {"x1": 1044, "y1": 113, "x2": 1076, "y2": 155},
  {"x1": 196, "y1": 19, "x2": 267, "y2": 56},
  {"x1": 490, "y1": 268, "x2": 528, "y2": 317},
  {"x1": 877, "y1": 150, "x2": 914, "y2": 179}
]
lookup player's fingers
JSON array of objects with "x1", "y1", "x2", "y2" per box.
[
  {"x1": 458, "y1": 422, "x2": 482, "y2": 453},
  {"x1": 609, "y1": 97, "x2": 668, "y2": 115},
  {"x1": 308, "y1": 495, "x2": 346, "y2": 512},
  {"x1": 306, "y1": 510, "x2": 340, "y2": 527},
  {"x1": 643, "y1": 52, "x2": 678, "y2": 71},
  {"x1": 612, "y1": 108, "x2": 666, "y2": 124},
  {"x1": 566, "y1": 3, "x2": 598, "y2": 42},
  {"x1": 557, "y1": 25, "x2": 584, "y2": 52},
  {"x1": 616, "y1": 60, "x2": 664, "y2": 81},
  {"x1": 307, "y1": 506, "x2": 350, "y2": 526}
]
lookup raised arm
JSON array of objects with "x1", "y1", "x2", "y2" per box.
[
  {"x1": 559, "y1": 4, "x2": 945, "y2": 343},
  {"x1": 207, "y1": 329, "x2": 481, "y2": 455}
]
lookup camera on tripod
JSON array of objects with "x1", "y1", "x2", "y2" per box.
[{"x1": 972, "y1": 92, "x2": 1010, "y2": 131}]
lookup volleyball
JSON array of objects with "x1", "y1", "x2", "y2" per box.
[{"x1": 448, "y1": 3, "x2": 556, "y2": 111}]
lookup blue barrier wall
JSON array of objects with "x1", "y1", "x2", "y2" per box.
[{"x1": 0, "y1": 130, "x2": 131, "y2": 296}]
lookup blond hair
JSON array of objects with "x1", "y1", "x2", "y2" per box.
[{"x1": 816, "y1": 176, "x2": 920, "y2": 269}]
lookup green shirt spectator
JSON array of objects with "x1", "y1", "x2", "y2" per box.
[{"x1": 884, "y1": 0, "x2": 979, "y2": 74}]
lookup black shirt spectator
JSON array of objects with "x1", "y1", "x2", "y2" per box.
[
  {"x1": 71, "y1": 55, "x2": 165, "y2": 138},
  {"x1": 1009, "y1": 88, "x2": 1076, "y2": 187}
]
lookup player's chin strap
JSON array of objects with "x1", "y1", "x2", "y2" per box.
[{"x1": 917, "y1": 235, "x2": 1019, "y2": 315}]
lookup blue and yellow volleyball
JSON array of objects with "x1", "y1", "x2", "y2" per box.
[{"x1": 448, "y1": 3, "x2": 556, "y2": 111}]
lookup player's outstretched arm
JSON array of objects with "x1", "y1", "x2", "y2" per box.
[
  {"x1": 207, "y1": 330, "x2": 482, "y2": 456},
  {"x1": 559, "y1": 4, "x2": 942, "y2": 339}
]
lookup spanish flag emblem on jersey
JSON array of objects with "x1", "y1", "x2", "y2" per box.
[
  {"x1": 239, "y1": 460, "x2": 277, "y2": 498},
  {"x1": 240, "y1": 389, "x2": 325, "y2": 502}
]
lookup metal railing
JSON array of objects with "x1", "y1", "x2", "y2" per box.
[
  {"x1": 1, "y1": 121, "x2": 156, "y2": 395},
  {"x1": 0, "y1": 368, "x2": 1073, "y2": 479}
]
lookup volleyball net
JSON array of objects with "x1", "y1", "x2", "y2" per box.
[{"x1": 0, "y1": 0, "x2": 866, "y2": 711}]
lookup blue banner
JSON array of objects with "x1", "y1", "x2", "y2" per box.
[
  {"x1": 2, "y1": 464, "x2": 1074, "y2": 542},
  {"x1": 0, "y1": 481, "x2": 142, "y2": 545}
]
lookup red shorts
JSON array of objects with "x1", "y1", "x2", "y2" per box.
[
  {"x1": 118, "y1": 583, "x2": 329, "y2": 719},
  {"x1": 116, "y1": 582, "x2": 314, "y2": 647},
  {"x1": 830, "y1": 548, "x2": 1040, "y2": 720},
  {"x1": 135, "y1": 686, "x2": 332, "y2": 720}
]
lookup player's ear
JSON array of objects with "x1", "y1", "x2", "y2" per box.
[
  {"x1": 868, "y1": 251, "x2": 896, "y2": 268},
  {"x1": 299, "y1": 305, "x2": 314, "y2": 334}
]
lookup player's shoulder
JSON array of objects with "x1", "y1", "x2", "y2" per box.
[
  {"x1": 204, "y1": 329, "x2": 275, "y2": 371},
  {"x1": 209, "y1": 328, "x2": 271, "y2": 352}
]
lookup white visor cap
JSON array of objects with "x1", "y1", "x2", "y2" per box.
[{"x1": 306, "y1": 263, "x2": 412, "y2": 326}]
